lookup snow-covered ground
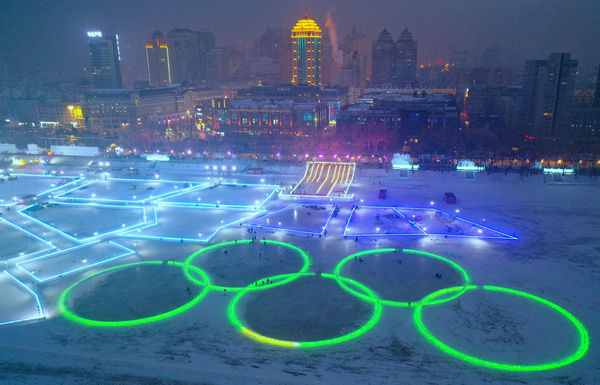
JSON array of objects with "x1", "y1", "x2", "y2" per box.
[{"x1": 0, "y1": 159, "x2": 598, "y2": 384}]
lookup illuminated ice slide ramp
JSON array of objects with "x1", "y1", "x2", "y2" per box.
[{"x1": 284, "y1": 161, "x2": 355, "y2": 199}]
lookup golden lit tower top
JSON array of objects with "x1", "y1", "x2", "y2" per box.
[{"x1": 291, "y1": 7, "x2": 323, "y2": 86}]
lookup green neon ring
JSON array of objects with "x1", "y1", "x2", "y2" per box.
[
  {"x1": 228, "y1": 272, "x2": 383, "y2": 348},
  {"x1": 333, "y1": 248, "x2": 471, "y2": 307},
  {"x1": 414, "y1": 285, "x2": 590, "y2": 371},
  {"x1": 184, "y1": 239, "x2": 311, "y2": 292},
  {"x1": 59, "y1": 261, "x2": 210, "y2": 327}
]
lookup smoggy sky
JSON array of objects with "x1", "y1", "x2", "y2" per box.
[{"x1": 1, "y1": 0, "x2": 599, "y2": 82}]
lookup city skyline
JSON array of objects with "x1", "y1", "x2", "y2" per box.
[{"x1": 1, "y1": 0, "x2": 599, "y2": 82}]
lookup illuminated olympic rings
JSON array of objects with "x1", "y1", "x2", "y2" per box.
[
  {"x1": 183, "y1": 239, "x2": 311, "y2": 291},
  {"x1": 333, "y1": 248, "x2": 470, "y2": 307},
  {"x1": 57, "y1": 242, "x2": 589, "y2": 370},
  {"x1": 59, "y1": 261, "x2": 210, "y2": 327},
  {"x1": 413, "y1": 285, "x2": 590, "y2": 371},
  {"x1": 227, "y1": 272, "x2": 383, "y2": 348}
]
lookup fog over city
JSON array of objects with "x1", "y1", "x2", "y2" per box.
[{"x1": 1, "y1": 0, "x2": 599, "y2": 80}]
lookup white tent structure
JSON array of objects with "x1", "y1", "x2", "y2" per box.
[{"x1": 391, "y1": 153, "x2": 419, "y2": 170}]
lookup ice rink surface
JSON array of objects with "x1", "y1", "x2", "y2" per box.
[
  {"x1": 247, "y1": 204, "x2": 335, "y2": 235},
  {"x1": 0, "y1": 173, "x2": 79, "y2": 206},
  {"x1": 55, "y1": 177, "x2": 199, "y2": 203},
  {"x1": 122, "y1": 205, "x2": 263, "y2": 242},
  {"x1": 20, "y1": 202, "x2": 148, "y2": 241},
  {"x1": 159, "y1": 183, "x2": 278, "y2": 208},
  {"x1": 0, "y1": 218, "x2": 53, "y2": 262},
  {"x1": 0, "y1": 161, "x2": 598, "y2": 384}
]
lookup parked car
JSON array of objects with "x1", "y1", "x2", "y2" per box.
[{"x1": 444, "y1": 192, "x2": 457, "y2": 204}]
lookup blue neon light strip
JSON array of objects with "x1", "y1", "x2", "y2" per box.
[
  {"x1": 16, "y1": 241, "x2": 136, "y2": 283},
  {"x1": 1, "y1": 271, "x2": 45, "y2": 326},
  {"x1": 543, "y1": 167, "x2": 574, "y2": 174},
  {"x1": 393, "y1": 208, "x2": 428, "y2": 235},
  {"x1": 456, "y1": 165, "x2": 485, "y2": 172},
  {"x1": 0, "y1": 174, "x2": 84, "y2": 207},
  {"x1": 120, "y1": 205, "x2": 265, "y2": 243},
  {"x1": 156, "y1": 182, "x2": 279, "y2": 209},
  {"x1": 0, "y1": 217, "x2": 56, "y2": 262},
  {"x1": 246, "y1": 204, "x2": 335, "y2": 236},
  {"x1": 17, "y1": 202, "x2": 151, "y2": 243},
  {"x1": 342, "y1": 206, "x2": 517, "y2": 240},
  {"x1": 54, "y1": 177, "x2": 204, "y2": 204},
  {"x1": 392, "y1": 164, "x2": 419, "y2": 170}
]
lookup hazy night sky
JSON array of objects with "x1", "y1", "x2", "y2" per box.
[{"x1": 1, "y1": 0, "x2": 599, "y2": 82}]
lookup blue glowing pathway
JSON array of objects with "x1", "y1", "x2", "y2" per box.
[
  {"x1": 54, "y1": 177, "x2": 200, "y2": 204},
  {"x1": 158, "y1": 182, "x2": 278, "y2": 209},
  {"x1": 19, "y1": 202, "x2": 151, "y2": 242},
  {"x1": 120, "y1": 205, "x2": 264, "y2": 243},
  {"x1": 0, "y1": 217, "x2": 55, "y2": 262},
  {"x1": 0, "y1": 271, "x2": 45, "y2": 325},
  {"x1": 17, "y1": 241, "x2": 136, "y2": 282},
  {"x1": 247, "y1": 204, "x2": 336, "y2": 236},
  {"x1": 344, "y1": 206, "x2": 517, "y2": 240}
]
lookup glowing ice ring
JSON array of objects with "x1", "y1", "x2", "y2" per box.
[
  {"x1": 184, "y1": 239, "x2": 311, "y2": 292},
  {"x1": 414, "y1": 285, "x2": 590, "y2": 371},
  {"x1": 333, "y1": 248, "x2": 470, "y2": 307},
  {"x1": 228, "y1": 272, "x2": 383, "y2": 348},
  {"x1": 59, "y1": 261, "x2": 210, "y2": 327}
]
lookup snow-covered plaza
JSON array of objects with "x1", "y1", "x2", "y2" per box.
[{"x1": 0, "y1": 158, "x2": 598, "y2": 384}]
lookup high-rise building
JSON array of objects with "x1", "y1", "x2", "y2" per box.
[
  {"x1": 254, "y1": 27, "x2": 286, "y2": 61},
  {"x1": 521, "y1": 53, "x2": 577, "y2": 138},
  {"x1": 196, "y1": 29, "x2": 217, "y2": 84},
  {"x1": 291, "y1": 9, "x2": 323, "y2": 86},
  {"x1": 395, "y1": 28, "x2": 417, "y2": 84},
  {"x1": 341, "y1": 27, "x2": 371, "y2": 89},
  {"x1": 87, "y1": 31, "x2": 122, "y2": 89},
  {"x1": 371, "y1": 28, "x2": 395, "y2": 85},
  {"x1": 167, "y1": 29, "x2": 201, "y2": 85},
  {"x1": 145, "y1": 30, "x2": 172, "y2": 87},
  {"x1": 594, "y1": 64, "x2": 600, "y2": 108}
]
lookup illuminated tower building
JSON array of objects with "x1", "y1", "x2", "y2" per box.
[
  {"x1": 291, "y1": 8, "x2": 323, "y2": 86},
  {"x1": 87, "y1": 31, "x2": 122, "y2": 89},
  {"x1": 145, "y1": 30, "x2": 172, "y2": 87}
]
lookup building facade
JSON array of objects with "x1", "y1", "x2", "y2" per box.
[
  {"x1": 521, "y1": 53, "x2": 577, "y2": 138},
  {"x1": 336, "y1": 92, "x2": 458, "y2": 151},
  {"x1": 198, "y1": 97, "x2": 328, "y2": 136},
  {"x1": 87, "y1": 31, "x2": 123, "y2": 89},
  {"x1": 145, "y1": 30, "x2": 172, "y2": 87},
  {"x1": 395, "y1": 28, "x2": 418, "y2": 84},
  {"x1": 371, "y1": 28, "x2": 395, "y2": 85},
  {"x1": 291, "y1": 11, "x2": 323, "y2": 86},
  {"x1": 166, "y1": 29, "x2": 200, "y2": 85},
  {"x1": 83, "y1": 85, "x2": 197, "y2": 135}
]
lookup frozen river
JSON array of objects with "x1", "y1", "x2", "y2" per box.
[{"x1": 0, "y1": 158, "x2": 598, "y2": 384}]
